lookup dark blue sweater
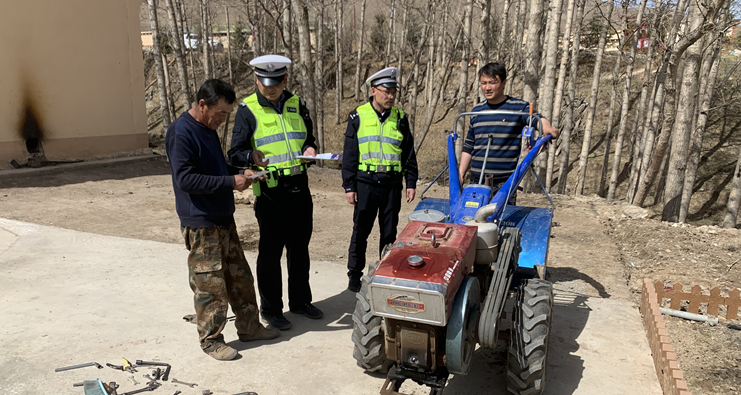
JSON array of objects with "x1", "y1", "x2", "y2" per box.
[{"x1": 165, "y1": 111, "x2": 238, "y2": 228}]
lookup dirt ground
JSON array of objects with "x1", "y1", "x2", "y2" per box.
[{"x1": 0, "y1": 157, "x2": 739, "y2": 394}]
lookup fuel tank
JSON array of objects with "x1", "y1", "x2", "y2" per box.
[{"x1": 368, "y1": 221, "x2": 477, "y2": 327}]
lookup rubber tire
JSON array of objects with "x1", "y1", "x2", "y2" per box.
[
  {"x1": 351, "y1": 270, "x2": 392, "y2": 373},
  {"x1": 507, "y1": 279, "x2": 554, "y2": 395}
]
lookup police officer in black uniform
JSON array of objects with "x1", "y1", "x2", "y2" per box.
[
  {"x1": 228, "y1": 55, "x2": 322, "y2": 331},
  {"x1": 342, "y1": 67, "x2": 419, "y2": 292}
]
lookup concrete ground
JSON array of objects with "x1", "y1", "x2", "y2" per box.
[{"x1": 0, "y1": 218, "x2": 661, "y2": 395}]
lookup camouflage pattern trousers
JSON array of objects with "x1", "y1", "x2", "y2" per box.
[{"x1": 181, "y1": 223, "x2": 261, "y2": 351}]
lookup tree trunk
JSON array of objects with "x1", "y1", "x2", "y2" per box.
[
  {"x1": 522, "y1": 0, "x2": 544, "y2": 103},
  {"x1": 723, "y1": 145, "x2": 741, "y2": 228},
  {"x1": 283, "y1": 0, "x2": 293, "y2": 86},
  {"x1": 397, "y1": 4, "x2": 408, "y2": 106},
  {"x1": 179, "y1": 0, "x2": 197, "y2": 93},
  {"x1": 556, "y1": 0, "x2": 585, "y2": 194},
  {"x1": 574, "y1": 1, "x2": 613, "y2": 195},
  {"x1": 598, "y1": 48, "x2": 622, "y2": 197},
  {"x1": 540, "y1": 0, "x2": 564, "y2": 190},
  {"x1": 608, "y1": 0, "x2": 647, "y2": 200},
  {"x1": 225, "y1": 4, "x2": 233, "y2": 83},
  {"x1": 354, "y1": 0, "x2": 367, "y2": 101},
  {"x1": 455, "y1": 0, "x2": 474, "y2": 159},
  {"x1": 162, "y1": 52, "x2": 176, "y2": 120},
  {"x1": 626, "y1": 5, "x2": 662, "y2": 201},
  {"x1": 551, "y1": 0, "x2": 576, "y2": 129},
  {"x1": 415, "y1": 27, "x2": 462, "y2": 152},
  {"x1": 385, "y1": 0, "x2": 396, "y2": 67},
  {"x1": 200, "y1": 0, "x2": 211, "y2": 79},
  {"x1": 148, "y1": 0, "x2": 172, "y2": 133},
  {"x1": 634, "y1": 0, "x2": 722, "y2": 206},
  {"x1": 407, "y1": 6, "x2": 433, "y2": 134},
  {"x1": 479, "y1": 0, "x2": 493, "y2": 102},
  {"x1": 164, "y1": 0, "x2": 192, "y2": 109},
  {"x1": 334, "y1": 0, "x2": 343, "y2": 124},
  {"x1": 314, "y1": 0, "x2": 325, "y2": 156},
  {"x1": 293, "y1": 0, "x2": 320, "y2": 152},
  {"x1": 662, "y1": 0, "x2": 705, "y2": 221},
  {"x1": 680, "y1": 21, "x2": 724, "y2": 222}
]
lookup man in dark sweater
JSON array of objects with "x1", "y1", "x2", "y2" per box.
[
  {"x1": 166, "y1": 79, "x2": 279, "y2": 361},
  {"x1": 458, "y1": 62, "x2": 558, "y2": 203}
]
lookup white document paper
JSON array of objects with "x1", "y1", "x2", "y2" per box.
[
  {"x1": 247, "y1": 170, "x2": 270, "y2": 179},
  {"x1": 296, "y1": 153, "x2": 343, "y2": 160}
]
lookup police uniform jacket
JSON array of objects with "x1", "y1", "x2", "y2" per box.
[
  {"x1": 341, "y1": 98, "x2": 418, "y2": 193},
  {"x1": 227, "y1": 89, "x2": 316, "y2": 190}
]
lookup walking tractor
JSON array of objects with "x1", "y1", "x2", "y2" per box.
[{"x1": 351, "y1": 109, "x2": 556, "y2": 395}]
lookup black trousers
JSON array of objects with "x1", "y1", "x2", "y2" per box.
[
  {"x1": 347, "y1": 181, "x2": 403, "y2": 276},
  {"x1": 254, "y1": 185, "x2": 313, "y2": 316}
]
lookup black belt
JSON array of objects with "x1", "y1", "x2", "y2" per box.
[{"x1": 358, "y1": 164, "x2": 402, "y2": 173}]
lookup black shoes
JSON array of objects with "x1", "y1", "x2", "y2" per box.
[
  {"x1": 348, "y1": 276, "x2": 362, "y2": 293},
  {"x1": 289, "y1": 303, "x2": 324, "y2": 319},
  {"x1": 261, "y1": 313, "x2": 292, "y2": 331},
  {"x1": 348, "y1": 270, "x2": 362, "y2": 292}
]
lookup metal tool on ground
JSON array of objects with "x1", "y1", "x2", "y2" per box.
[
  {"x1": 122, "y1": 358, "x2": 137, "y2": 373},
  {"x1": 173, "y1": 391, "x2": 182, "y2": 395},
  {"x1": 728, "y1": 323, "x2": 741, "y2": 330},
  {"x1": 55, "y1": 362, "x2": 104, "y2": 372},
  {"x1": 202, "y1": 391, "x2": 213, "y2": 395},
  {"x1": 136, "y1": 360, "x2": 171, "y2": 381},
  {"x1": 119, "y1": 382, "x2": 160, "y2": 395},
  {"x1": 232, "y1": 392, "x2": 258, "y2": 395},
  {"x1": 128, "y1": 376, "x2": 139, "y2": 386},
  {"x1": 151, "y1": 368, "x2": 162, "y2": 380},
  {"x1": 171, "y1": 378, "x2": 198, "y2": 388}
]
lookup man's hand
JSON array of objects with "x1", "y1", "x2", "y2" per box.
[
  {"x1": 233, "y1": 174, "x2": 249, "y2": 191},
  {"x1": 302, "y1": 147, "x2": 316, "y2": 157},
  {"x1": 243, "y1": 169, "x2": 265, "y2": 183},
  {"x1": 541, "y1": 118, "x2": 559, "y2": 138},
  {"x1": 251, "y1": 150, "x2": 269, "y2": 167},
  {"x1": 345, "y1": 192, "x2": 357, "y2": 206},
  {"x1": 406, "y1": 188, "x2": 416, "y2": 203}
]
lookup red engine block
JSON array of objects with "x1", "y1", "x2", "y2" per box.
[{"x1": 368, "y1": 221, "x2": 477, "y2": 326}]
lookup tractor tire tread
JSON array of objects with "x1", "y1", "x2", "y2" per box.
[
  {"x1": 507, "y1": 279, "x2": 553, "y2": 395},
  {"x1": 351, "y1": 274, "x2": 390, "y2": 373}
]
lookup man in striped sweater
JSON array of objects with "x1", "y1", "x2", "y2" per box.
[{"x1": 458, "y1": 62, "x2": 558, "y2": 204}]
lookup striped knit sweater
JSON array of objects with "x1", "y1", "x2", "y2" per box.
[{"x1": 462, "y1": 96, "x2": 542, "y2": 184}]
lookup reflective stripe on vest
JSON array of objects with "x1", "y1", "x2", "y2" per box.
[
  {"x1": 243, "y1": 93, "x2": 307, "y2": 170},
  {"x1": 356, "y1": 102, "x2": 404, "y2": 168}
]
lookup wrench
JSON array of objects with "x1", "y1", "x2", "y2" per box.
[
  {"x1": 55, "y1": 362, "x2": 103, "y2": 372},
  {"x1": 119, "y1": 382, "x2": 160, "y2": 395},
  {"x1": 171, "y1": 378, "x2": 198, "y2": 388}
]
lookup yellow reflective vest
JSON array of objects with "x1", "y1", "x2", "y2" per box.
[
  {"x1": 356, "y1": 102, "x2": 404, "y2": 172},
  {"x1": 243, "y1": 93, "x2": 307, "y2": 171}
]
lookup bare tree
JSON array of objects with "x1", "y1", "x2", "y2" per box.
[
  {"x1": 723, "y1": 145, "x2": 741, "y2": 228},
  {"x1": 539, "y1": 0, "x2": 563, "y2": 190},
  {"x1": 455, "y1": 0, "x2": 474, "y2": 159},
  {"x1": 314, "y1": 0, "x2": 325, "y2": 156},
  {"x1": 283, "y1": 0, "x2": 293, "y2": 86},
  {"x1": 354, "y1": 0, "x2": 368, "y2": 101},
  {"x1": 385, "y1": 0, "x2": 397, "y2": 67},
  {"x1": 478, "y1": 0, "x2": 493, "y2": 102},
  {"x1": 679, "y1": 10, "x2": 726, "y2": 222},
  {"x1": 662, "y1": 0, "x2": 705, "y2": 221},
  {"x1": 556, "y1": 0, "x2": 585, "y2": 194},
  {"x1": 407, "y1": 5, "x2": 434, "y2": 134},
  {"x1": 335, "y1": 0, "x2": 345, "y2": 124},
  {"x1": 574, "y1": 0, "x2": 614, "y2": 195},
  {"x1": 608, "y1": 0, "x2": 648, "y2": 200},
  {"x1": 397, "y1": 4, "x2": 408, "y2": 107},
  {"x1": 292, "y1": 0, "x2": 320, "y2": 151},
  {"x1": 522, "y1": 0, "x2": 544, "y2": 103},
  {"x1": 200, "y1": 0, "x2": 212, "y2": 79},
  {"x1": 632, "y1": 0, "x2": 723, "y2": 206},
  {"x1": 225, "y1": 3, "x2": 233, "y2": 83},
  {"x1": 148, "y1": 0, "x2": 172, "y2": 132},
  {"x1": 164, "y1": 0, "x2": 193, "y2": 109}
]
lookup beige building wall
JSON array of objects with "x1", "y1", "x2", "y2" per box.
[{"x1": 0, "y1": 0, "x2": 148, "y2": 163}]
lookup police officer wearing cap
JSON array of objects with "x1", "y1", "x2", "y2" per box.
[
  {"x1": 228, "y1": 55, "x2": 322, "y2": 331},
  {"x1": 342, "y1": 67, "x2": 419, "y2": 292}
]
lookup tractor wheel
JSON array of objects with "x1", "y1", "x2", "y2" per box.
[
  {"x1": 351, "y1": 267, "x2": 391, "y2": 373},
  {"x1": 507, "y1": 279, "x2": 554, "y2": 395}
]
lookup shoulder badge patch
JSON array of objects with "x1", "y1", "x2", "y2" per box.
[{"x1": 287, "y1": 107, "x2": 297, "y2": 113}]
